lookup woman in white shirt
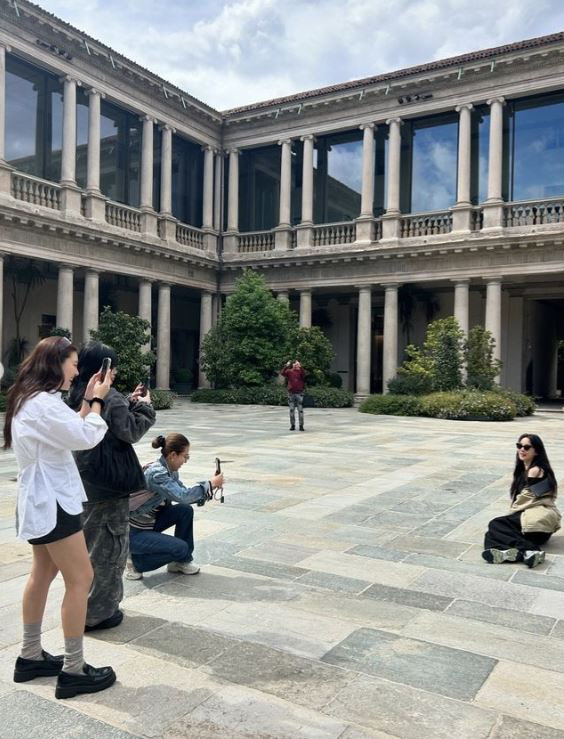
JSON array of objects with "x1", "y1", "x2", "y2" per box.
[{"x1": 3, "y1": 336, "x2": 116, "y2": 700}]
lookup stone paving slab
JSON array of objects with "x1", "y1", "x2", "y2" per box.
[{"x1": 444, "y1": 599, "x2": 556, "y2": 635}]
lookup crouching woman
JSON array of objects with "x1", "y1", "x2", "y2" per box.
[
  {"x1": 482, "y1": 433, "x2": 561, "y2": 568},
  {"x1": 126, "y1": 434, "x2": 224, "y2": 579}
]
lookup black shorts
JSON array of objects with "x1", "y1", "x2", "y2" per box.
[{"x1": 28, "y1": 503, "x2": 83, "y2": 545}]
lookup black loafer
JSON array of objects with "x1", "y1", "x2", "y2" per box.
[
  {"x1": 14, "y1": 650, "x2": 64, "y2": 682},
  {"x1": 84, "y1": 609, "x2": 123, "y2": 632},
  {"x1": 55, "y1": 663, "x2": 116, "y2": 699}
]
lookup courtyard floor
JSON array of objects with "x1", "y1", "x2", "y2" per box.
[{"x1": 1, "y1": 400, "x2": 564, "y2": 738}]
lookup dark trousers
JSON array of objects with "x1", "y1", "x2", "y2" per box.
[
  {"x1": 82, "y1": 497, "x2": 129, "y2": 627},
  {"x1": 484, "y1": 511, "x2": 552, "y2": 553},
  {"x1": 288, "y1": 392, "x2": 304, "y2": 428},
  {"x1": 129, "y1": 504, "x2": 194, "y2": 573}
]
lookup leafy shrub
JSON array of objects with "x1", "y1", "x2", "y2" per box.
[
  {"x1": 465, "y1": 326, "x2": 502, "y2": 390},
  {"x1": 0, "y1": 392, "x2": 6, "y2": 412},
  {"x1": 359, "y1": 394, "x2": 422, "y2": 416},
  {"x1": 50, "y1": 327, "x2": 72, "y2": 339},
  {"x1": 288, "y1": 326, "x2": 335, "y2": 386},
  {"x1": 494, "y1": 388, "x2": 535, "y2": 416},
  {"x1": 387, "y1": 373, "x2": 433, "y2": 396},
  {"x1": 150, "y1": 389, "x2": 175, "y2": 410},
  {"x1": 419, "y1": 391, "x2": 516, "y2": 421},
  {"x1": 326, "y1": 372, "x2": 343, "y2": 389},
  {"x1": 191, "y1": 385, "x2": 353, "y2": 407}
]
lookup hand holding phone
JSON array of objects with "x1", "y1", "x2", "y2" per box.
[{"x1": 100, "y1": 357, "x2": 112, "y2": 382}]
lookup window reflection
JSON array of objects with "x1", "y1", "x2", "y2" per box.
[
  {"x1": 172, "y1": 133, "x2": 203, "y2": 226},
  {"x1": 470, "y1": 107, "x2": 490, "y2": 204},
  {"x1": 314, "y1": 130, "x2": 362, "y2": 223},
  {"x1": 239, "y1": 144, "x2": 281, "y2": 231},
  {"x1": 5, "y1": 54, "x2": 63, "y2": 182},
  {"x1": 76, "y1": 88, "x2": 89, "y2": 189},
  {"x1": 99, "y1": 101, "x2": 142, "y2": 206}
]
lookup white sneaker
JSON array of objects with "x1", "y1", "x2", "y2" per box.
[
  {"x1": 523, "y1": 550, "x2": 545, "y2": 569},
  {"x1": 167, "y1": 561, "x2": 200, "y2": 575},
  {"x1": 125, "y1": 558, "x2": 143, "y2": 580}
]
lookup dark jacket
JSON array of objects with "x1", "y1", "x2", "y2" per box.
[
  {"x1": 74, "y1": 388, "x2": 156, "y2": 502},
  {"x1": 281, "y1": 366, "x2": 305, "y2": 393}
]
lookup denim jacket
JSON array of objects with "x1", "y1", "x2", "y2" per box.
[{"x1": 136, "y1": 455, "x2": 210, "y2": 514}]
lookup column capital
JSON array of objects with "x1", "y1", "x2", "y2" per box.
[
  {"x1": 159, "y1": 281, "x2": 172, "y2": 289},
  {"x1": 300, "y1": 134, "x2": 315, "y2": 142},
  {"x1": 486, "y1": 96, "x2": 506, "y2": 107},
  {"x1": 85, "y1": 268, "x2": 101, "y2": 276},
  {"x1": 485, "y1": 277, "x2": 503, "y2": 285},
  {"x1": 160, "y1": 123, "x2": 176, "y2": 133},
  {"x1": 140, "y1": 114, "x2": 157, "y2": 124},
  {"x1": 385, "y1": 117, "x2": 403, "y2": 126},
  {"x1": 455, "y1": 103, "x2": 474, "y2": 113},
  {"x1": 359, "y1": 122, "x2": 376, "y2": 132},
  {"x1": 0, "y1": 44, "x2": 12, "y2": 52},
  {"x1": 226, "y1": 147, "x2": 240, "y2": 156},
  {"x1": 299, "y1": 287, "x2": 312, "y2": 294},
  {"x1": 382, "y1": 282, "x2": 400, "y2": 290},
  {"x1": 354, "y1": 284, "x2": 373, "y2": 291},
  {"x1": 85, "y1": 87, "x2": 105, "y2": 99},
  {"x1": 450, "y1": 278, "x2": 471, "y2": 285},
  {"x1": 278, "y1": 138, "x2": 293, "y2": 146},
  {"x1": 201, "y1": 144, "x2": 217, "y2": 153},
  {"x1": 59, "y1": 75, "x2": 81, "y2": 86}
]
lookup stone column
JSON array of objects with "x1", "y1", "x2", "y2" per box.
[
  {"x1": 202, "y1": 146, "x2": 217, "y2": 251},
  {"x1": 452, "y1": 104, "x2": 473, "y2": 232},
  {"x1": 277, "y1": 291, "x2": 289, "y2": 304},
  {"x1": 275, "y1": 139, "x2": 292, "y2": 250},
  {"x1": 156, "y1": 283, "x2": 171, "y2": 389},
  {"x1": 213, "y1": 151, "x2": 222, "y2": 231},
  {"x1": 83, "y1": 270, "x2": 99, "y2": 341},
  {"x1": 198, "y1": 291, "x2": 213, "y2": 388},
  {"x1": 0, "y1": 255, "x2": 4, "y2": 355},
  {"x1": 356, "y1": 123, "x2": 375, "y2": 243},
  {"x1": 483, "y1": 97, "x2": 505, "y2": 229},
  {"x1": 382, "y1": 118, "x2": 402, "y2": 239},
  {"x1": 84, "y1": 88, "x2": 105, "y2": 220},
  {"x1": 56, "y1": 266, "x2": 74, "y2": 336},
  {"x1": 224, "y1": 148, "x2": 240, "y2": 252},
  {"x1": 140, "y1": 115, "x2": 157, "y2": 235},
  {"x1": 299, "y1": 290, "x2": 312, "y2": 328},
  {"x1": 356, "y1": 286, "x2": 372, "y2": 397},
  {"x1": 453, "y1": 280, "x2": 470, "y2": 337},
  {"x1": 382, "y1": 284, "x2": 399, "y2": 392},
  {"x1": 159, "y1": 124, "x2": 176, "y2": 240},
  {"x1": 138, "y1": 279, "x2": 152, "y2": 350},
  {"x1": 60, "y1": 76, "x2": 81, "y2": 214},
  {"x1": 297, "y1": 134, "x2": 314, "y2": 248},
  {"x1": 485, "y1": 278, "x2": 502, "y2": 367},
  {"x1": 0, "y1": 45, "x2": 11, "y2": 195}
]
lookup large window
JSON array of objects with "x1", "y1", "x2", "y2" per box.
[
  {"x1": 172, "y1": 134, "x2": 203, "y2": 226},
  {"x1": 5, "y1": 55, "x2": 63, "y2": 182},
  {"x1": 508, "y1": 93, "x2": 564, "y2": 201},
  {"x1": 239, "y1": 144, "x2": 280, "y2": 232},
  {"x1": 400, "y1": 113, "x2": 458, "y2": 213},
  {"x1": 75, "y1": 88, "x2": 89, "y2": 189},
  {"x1": 373, "y1": 128, "x2": 388, "y2": 216},
  {"x1": 470, "y1": 107, "x2": 490, "y2": 205},
  {"x1": 100, "y1": 101, "x2": 142, "y2": 206},
  {"x1": 314, "y1": 131, "x2": 362, "y2": 223}
]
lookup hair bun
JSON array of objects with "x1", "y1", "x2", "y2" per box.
[{"x1": 151, "y1": 435, "x2": 166, "y2": 449}]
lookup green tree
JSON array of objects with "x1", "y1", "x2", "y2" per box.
[
  {"x1": 201, "y1": 270, "x2": 296, "y2": 387},
  {"x1": 50, "y1": 327, "x2": 72, "y2": 339},
  {"x1": 90, "y1": 306, "x2": 155, "y2": 394},
  {"x1": 288, "y1": 326, "x2": 335, "y2": 386},
  {"x1": 465, "y1": 325, "x2": 502, "y2": 390}
]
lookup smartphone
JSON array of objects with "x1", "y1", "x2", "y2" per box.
[
  {"x1": 100, "y1": 357, "x2": 112, "y2": 382},
  {"x1": 139, "y1": 374, "x2": 150, "y2": 397}
]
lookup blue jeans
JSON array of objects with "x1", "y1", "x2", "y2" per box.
[{"x1": 129, "y1": 504, "x2": 194, "y2": 573}]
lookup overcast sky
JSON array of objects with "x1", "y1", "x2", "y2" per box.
[{"x1": 37, "y1": 0, "x2": 564, "y2": 110}]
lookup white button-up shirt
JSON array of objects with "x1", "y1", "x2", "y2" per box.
[{"x1": 12, "y1": 391, "x2": 108, "y2": 541}]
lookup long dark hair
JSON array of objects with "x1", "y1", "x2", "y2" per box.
[
  {"x1": 67, "y1": 341, "x2": 118, "y2": 411},
  {"x1": 3, "y1": 336, "x2": 77, "y2": 448},
  {"x1": 510, "y1": 433, "x2": 557, "y2": 499}
]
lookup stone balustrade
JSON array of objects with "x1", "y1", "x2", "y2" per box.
[
  {"x1": 105, "y1": 201, "x2": 142, "y2": 232},
  {"x1": 313, "y1": 222, "x2": 356, "y2": 246},
  {"x1": 504, "y1": 198, "x2": 564, "y2": 227},
  {"x1": 401, "y1": 211, "x2": 453, "y2": 237},
  {"x1": 238, "y1": 231, "x2": 275, "y2": 253},
  {"x1": 11, "y1": 172, "x2": 61, "y2": 210},
  {"x1": 176, "y1": 223, "x2": 205, "y2": 249}
]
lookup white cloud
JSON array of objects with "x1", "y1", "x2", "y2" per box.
[{"x1": 36, "y1": 0, "x2": 564, "y2": 109}]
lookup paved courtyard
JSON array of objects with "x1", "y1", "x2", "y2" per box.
[{"x1": 1, "y1": 401, "x2": 564, "y2": 738}]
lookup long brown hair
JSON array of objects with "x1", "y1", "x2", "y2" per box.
[
  {"x1": 3, "y1": 336, "x2": 77, "y2": 449},
  {"x1": 152, "y1": 433, "x2": 189, "y2": 457}
]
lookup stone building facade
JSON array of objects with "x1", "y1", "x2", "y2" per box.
[{"x1": 1, "y1": 1, "x2": 564, "y2": 395}]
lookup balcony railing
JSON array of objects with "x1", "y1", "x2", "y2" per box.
[
  {"x1": 238, "y1": 231, "x2": 275, "y2": 253},
  {"x1": 504, "y1": 198, "x2": 564, "y2": 227},
  {"x1": 105, "y1": 201, "x2": 141, "y2": 232},
  {"x1": 11, "y1": 172, "x2": 61, "y2": 210},
  {"x1": 313, "y1": 222, "x2": 356, "y2": 246},
  {"x1": 176, "y1": 223, "x2": 204, "y2": 249},
  {"x1": 401, "y1": 211, "x2": 453, "y2": 237},
  {"x1": 471, "y1": 207, "x2": 484, "y2": 231}
]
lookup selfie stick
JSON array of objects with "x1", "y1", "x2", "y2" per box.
[{"x1": 214, "y1": 457, "x2": 233, "y2": 504}]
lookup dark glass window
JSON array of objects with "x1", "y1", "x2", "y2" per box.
[
  {"x1": 470, "y1": 107, "x2": 490, "y2": 205},
  {"x1": 100, "y1": 101, "x2": 142, "y2": 206},
  {"x1": 76, "y1": 88, "x2": 89, "y2": 189},
  {"x1": 5, "y1": 54, "x2": 63, "y2": 182},
  {"x1": 401, "y1": 113, "x2": 458, "y2": 213},
  {"x1": 152, "y1": 126, "x2": 162, "y2": 212},
  {"x1": 508, "y1": 93, "x2": 564, "y2": 201},
  {"x1": 373, "y1": 127, "x2": 388, "y2": 216},
  {"x1": 171, "y1": 134, "x2": 203, "y2": 226},
  {"x1": 239, "y1": 144, "x2": 281, "y2": 232},
  {"x1": 314, "y1": 130, "x2": 362, "y2": 223}
]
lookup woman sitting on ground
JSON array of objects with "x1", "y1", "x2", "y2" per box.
[
  {"x1": 126, "y1": 433, "x2": 224, "y2": 580},
  {"x1": 482, "y1": 433, "x2": 561, "y2": 568}
]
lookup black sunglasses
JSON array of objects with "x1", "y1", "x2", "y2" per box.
[{"x1": 516, "y1": 443, "x2": 533, "y2": 451}]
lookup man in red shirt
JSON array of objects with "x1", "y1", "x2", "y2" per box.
[{"x1": 281, "y1": 360, "x2": 306, "y2": 431}]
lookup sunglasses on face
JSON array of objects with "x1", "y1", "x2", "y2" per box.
[{"x1": 516, "y1": 443, "x2": 533, "y2": 451}]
